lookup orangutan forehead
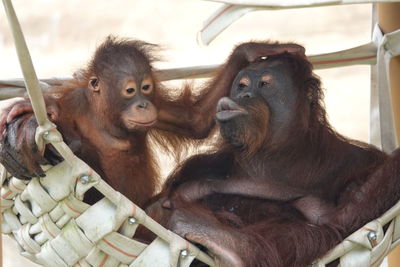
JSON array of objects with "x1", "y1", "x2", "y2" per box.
[{"x1": 248, "y1": 59, "x2": 285, "y2": 70}]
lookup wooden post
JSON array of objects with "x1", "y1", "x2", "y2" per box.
[
  {"x1": 378, "y1": 3, "x2": 400, "y2": 267},
  {"x1": 0, "y1": 206, "x2": 3, "y2": 267},
  {"x1": 377, "y1": 3, "x2": 400, "y2": 143}
]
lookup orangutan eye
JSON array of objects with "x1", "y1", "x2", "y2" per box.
[
  {"x1": 238, "y1": 76, "x2": 250, "y2": 90},
  {"x1": 126, "y1": 88, "x2": 135, "y2": 94},
  {"x1": 238, "y1": 83, "x2": 247, "y2": 89},
  {"x1": 141, "y1": 83, "x2": 153, "y2": 94},
  {"x1": 122, "y1": 81, "x2": 138, "y2": 98}
]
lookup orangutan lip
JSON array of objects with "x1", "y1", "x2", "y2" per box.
[
  {"x1": 216, "y1": 110, "x2": 246, "y2": 122},
  {"x1": 128, "y1": 119, "x2": 157, "y2": 127},
  {"x1": 216, "y1": 97, "x2": 247, "y2": 122}
]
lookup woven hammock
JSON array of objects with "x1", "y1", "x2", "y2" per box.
[
  {"x1": 0, "y1": 161, "x2": 214, "y2": 267},
  {"x1": 2, "y1": 0, "x2": 400, "y2": 266}
]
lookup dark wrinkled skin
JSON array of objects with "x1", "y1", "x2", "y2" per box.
[
  {"x1": 0, "y1": 114, "x2": 47, "y2": 179},
  {"x1": 0, "y1": 97, "x2": 63, "y2": 179},
  {"x1": 0, "y1": 104, "x2": 81, "y2": 180}
]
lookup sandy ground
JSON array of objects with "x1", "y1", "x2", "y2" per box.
[{"x1": 0, "y1": 1, "x2": 380, "y2": 266}]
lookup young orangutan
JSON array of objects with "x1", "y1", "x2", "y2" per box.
[{"x1": 0, "y1": 36, "x2": 220, "y2": 206}]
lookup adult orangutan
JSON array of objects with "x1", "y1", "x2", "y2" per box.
[
  {"x1": 0, "y1": 37, "x2": 299, "y2": 206},
  {"x1": 148, "y1": 42, "x2": 400, "y2": 266}
]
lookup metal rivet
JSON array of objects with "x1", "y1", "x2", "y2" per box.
[
  {"x1": 128, "y1": 217, "x2": 136, "y2": 225},
  {"x1": 43, "y1": 131, "x2": 49, "y2": 137},
  {"x1": 367, "y1": 231, "x2": 377, "y2": 241},
  {"x1": 384, "y1": 43, "x2": 389, "y2": 50},
  {"x1": 180, "y1": 249, "x2": 188, "y2": 258},
  {"x1": 80, "y1": 175, "x2": 90, "y2": 184}
]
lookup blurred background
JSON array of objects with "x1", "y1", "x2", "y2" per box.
[{"x1": 1, "y1": 0, "x2": 376, "y2": 266}]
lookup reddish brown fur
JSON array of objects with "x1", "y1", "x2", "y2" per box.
[
  {"x1": 32, "y1": 37, "x2": 163, "y2": 206},
  {"x1": 147, "y1": 42, "x2": 400, "y2": 266}
]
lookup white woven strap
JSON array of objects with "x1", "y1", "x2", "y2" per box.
[
  {"x1": 313, "y1": 198, "x2": 400, "y2": 266},
  {"x1": 0, "y1": 41, "x2": 380, "y2": 102},
  {"x1": 370, "y1": 23, "x2": 400, "y2": 153},
  {"x1": 1, "y1": 161, "x2": 215, "y2": 266},
  {"x1": 198, "y1": 0, "x2": 400, "y2": 45},
  {"x1": 198, "y1": 4, "x2": 257, "y2": 46},
  {"x1": 2, "y1": 0, "x2": 55, "y2": 152}
]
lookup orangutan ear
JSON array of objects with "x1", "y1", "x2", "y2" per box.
[{"x1": 88, "y1": 76, "x2": 100, "y2": 92}]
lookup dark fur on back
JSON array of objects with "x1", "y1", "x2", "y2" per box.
[{"x1": 153, "y1": 42, "x2": 400, "y2": 267}]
